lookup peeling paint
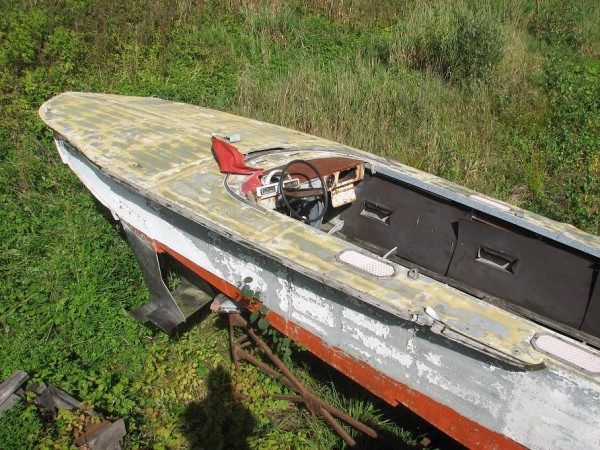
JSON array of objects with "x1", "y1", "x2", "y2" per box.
[
  {"x1": 425, "y1": 353, "x2": 442, "y2": 367},
  {"x1": 41, "y1": 93, "x2": 600, "y2": 450},
  {"x1": 290, "y1": 284, "x2": 335, "y2": 329},
  {"x1": 342, "y1": 309, "x2": 390, "y2": 338},
  {"x1": 415, "y1": 361, "x2": 501, "y2": 418},
  {"x1": 501, "y1": 372, "x2": 600, "y2": 449}
]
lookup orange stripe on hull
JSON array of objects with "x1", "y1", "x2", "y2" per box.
[{"x1": 154, "y1": 240, "x2": 523, "y2": 450}]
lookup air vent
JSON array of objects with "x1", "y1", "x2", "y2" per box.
[
  {"x1": 532, "y1": 334, "x2": 600, "y2": 375},
  {"x1": 338, "y1": 167, "x2": 358, "y2": 184},
  {"x1": 360, "y1": 201, "x2": 391, "y2": 225},
  {"x1": 476, "y1": 247, "x2": 517, "y2": 274},
  {"x1": 338, "y1": 250, "x2": 395, "y2": 277}
]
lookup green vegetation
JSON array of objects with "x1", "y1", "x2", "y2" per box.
[
  {"x1": 1, "y1": 0, "x2": 598, "y2": 448},
  {"x1": 406, "y1": 2, "x2": 504, "y2": 83}
]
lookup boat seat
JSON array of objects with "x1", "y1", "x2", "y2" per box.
[
  {"x1": 448, "y1": 218, "x2": 594, "y2": 328},
  {"x1": 340, "y1": 174, "x2": 469, "y2": 274},
  {"x1": 340, "y1": 173, "x2": 598, "y2": 335}
]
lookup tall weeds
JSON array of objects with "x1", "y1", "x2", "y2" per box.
[
  {"x1": 238, "y1": 55, "x2": 508, "y2": 195},
  {"x1": 401, "y1": 2, "x2": 504, "y2": 83}
]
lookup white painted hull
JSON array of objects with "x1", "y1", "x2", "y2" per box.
[{"x1": 56, "y1": 136, "x2": 600, "y2": 450}]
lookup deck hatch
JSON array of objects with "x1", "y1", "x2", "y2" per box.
[
  {"x1": 531, "y1": 334, "x2": 600, "y2": 375},
  {"x1": 338, "y1": 250, "x2": 395, "y2": 277}
]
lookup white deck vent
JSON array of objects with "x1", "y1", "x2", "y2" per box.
[
  {"x1": 532, "y1": 334, "x2": 600, "y2": 375},
  {"x1": 338, "y1": 250, "x2": 395, "y2": 277}
]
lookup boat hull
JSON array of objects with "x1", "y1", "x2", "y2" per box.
[{"x1": 55, "y1": 136, "x2": 600, "y2": 450}]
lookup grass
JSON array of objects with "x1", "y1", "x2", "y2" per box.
[{"x1": 1, "y1": 0, "x2": 598, "y2": 448}]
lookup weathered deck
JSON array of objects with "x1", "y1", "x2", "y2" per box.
[{"x1": 40, "y1": 92, "x2": 600, "y2": 449}]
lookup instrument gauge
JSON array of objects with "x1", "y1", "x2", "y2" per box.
[{"x1": 326, "y1": 174, "x2": 335, "y2": 187}]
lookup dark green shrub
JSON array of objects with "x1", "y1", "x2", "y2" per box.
[
  {"x1": 543, "y1": 57, "x2": 599, "y2": 231},
  {"x1": 526, "y1": 56, "x2": 600, "y2": 232},
  {"x1": 528, "y1": 1, "x2": 582, "y2": 49},
  {"x1": 409, "y1": 4, "x2": 504, "y2": 84},
  {"x1": 0, "y1": 402, "x2": 42, "y2": 450},
  {"x1": 0, "y1": 9, "x2": 48, "y2": 72}
]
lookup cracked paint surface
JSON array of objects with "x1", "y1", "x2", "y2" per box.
[{"x1": 41, "y1": 92, "x2": 600, "y2": 450}]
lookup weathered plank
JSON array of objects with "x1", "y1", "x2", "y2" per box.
[
  {"x1": 0, "y1": 394, "x2": 21, "y2": 414},
  {"x1": 85, "y1": 419, "x2": 126, "y2": 450},
  {"x1": 0, "y1": 370, "x2": 28, "y2": 407},
  {"x1": 47, "y1": 384, "x2": 82, "y2": 410},
  {"x1": 1, "y1": 372, "x2": 125, "y2": 448}
]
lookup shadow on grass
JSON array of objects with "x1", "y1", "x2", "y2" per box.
[
  {"x1": 182, "y1": 364, "x2": 255, "y2": 450},
  {"x1": 179, "y1": 313, "x2": 464, "y2": 450}
]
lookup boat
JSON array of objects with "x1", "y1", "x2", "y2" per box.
[{"x1": 39, "y1": 92, "x2": 600, "y2": 449}]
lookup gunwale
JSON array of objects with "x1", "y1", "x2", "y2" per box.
[{"x1": 39, "y1": 92, "x2": 600, "y2": 370}]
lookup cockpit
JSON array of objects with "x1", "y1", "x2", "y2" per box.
[
  {"x1": 242, "y1": 157, "x2": 365, "y2": 228},
  {"x1": 215, "y1": 137, "x2": 600, "y2": 347}
]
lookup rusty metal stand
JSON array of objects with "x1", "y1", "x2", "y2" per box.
[
  {"x1": 227, "y1": 313, "x2": 377, "y2": 448},
  {"x1": 123, "y1": 222, "x2": 214, "y2": 333}
]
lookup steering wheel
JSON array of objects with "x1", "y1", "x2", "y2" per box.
[{"x1": 277, "y1": 159, "x2": 329, "y2": 224}]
